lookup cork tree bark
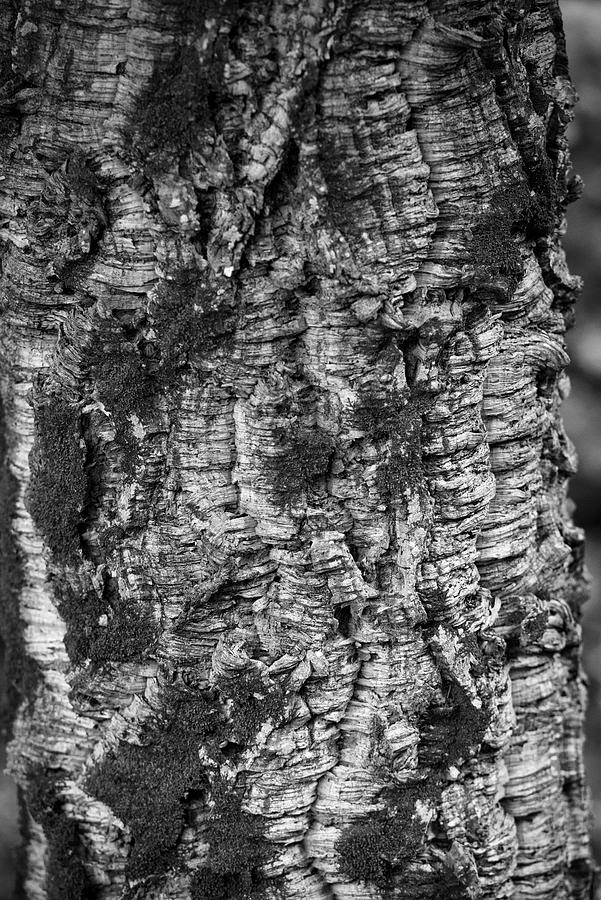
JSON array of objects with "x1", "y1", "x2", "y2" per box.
[{"x1": 0, "y1": 0, "x2": 596, "y2": 898}]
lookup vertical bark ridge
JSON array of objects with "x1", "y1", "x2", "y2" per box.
[{"x1": 473, "y1": 4, "x2": 592, "y2": 899}]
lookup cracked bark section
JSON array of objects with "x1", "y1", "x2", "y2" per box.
[{"x1": 0, "y1": 1, "x2": 595, "y2": 899}]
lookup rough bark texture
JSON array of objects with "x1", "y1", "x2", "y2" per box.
[{"x1": 0, "y1": 1, "x2": 596, "y2": 898}]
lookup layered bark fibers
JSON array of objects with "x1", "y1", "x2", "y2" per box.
[{"x1": 0, "y1": 1, "x2": 596, "y2": 899}]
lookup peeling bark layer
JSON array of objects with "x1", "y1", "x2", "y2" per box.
[{"x1": 0, "y1": 1, "x2": 596, "y2": 898}]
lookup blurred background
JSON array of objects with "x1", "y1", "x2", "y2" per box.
[
  {"x1": 0, "y1": 1, "x2": 599, "y2": 896},
  {"x1": 562, "y1": 0, "x2": 601, "y2": 864}
]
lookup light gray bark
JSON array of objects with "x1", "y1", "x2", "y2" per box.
[{"x1": 0, "y1": 1, "x2": 596, "y2": 898}]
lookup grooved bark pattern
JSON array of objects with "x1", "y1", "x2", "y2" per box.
[{"x1": 0, "y1": 1, "x2": 595, "y2": 899}]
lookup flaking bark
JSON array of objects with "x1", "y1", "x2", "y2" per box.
[{"x1": 0, "y1": 1, "x2": 596, "y2": 898}]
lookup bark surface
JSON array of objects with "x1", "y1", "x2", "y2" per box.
[{"x1": 0, "y1": 1, "x2": 596, "y2": 898}]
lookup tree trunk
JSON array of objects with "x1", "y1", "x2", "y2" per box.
[{"x1": 0, "y1": 0, "x2": 596, "y2": 898}]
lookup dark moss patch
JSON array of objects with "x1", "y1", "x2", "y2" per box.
[
  {"x1": 55, "y1": 573, "x2": 157, "y2": 668},
  {"x1": 340, "y1": 674, "x2": 492, "y2": 890},
  {"x1": 91, "y1": 342, "x2": 155, "y2": 472},
  {"x1": 190, "y1": 869, "x2": 243, "y2": 900},
  {"x1": 176, "y1": 0, "x2": 239, "y2": 28},
  {"x1": 418, "y1": 682, "x2": 491, "y2": 770},
  {"x1": 0, "y1": 397, "x2": 40, "y2": 736},
  {"x1": 124, "y1": 44, "x2": 224, "y2": 176},
  {"x1": 270, "y1": 426, "x2": 335, "y2": 498},
  {"x1": 350, "y1": 388, "x2": 409, "y2": 441},
  {"x1": 88, "y1": 693, "x2": 225, "y2": 879},
  {"x1": 28, "y1": 399, "x2": 87, "y2": 563},
  {"x1": 471, "y1": 172, "x2": 560, "y2": 291},
  {"x1": 152, "y1": 268, "x2": 235, "y2": 388},
  {"x1": 217, "y1": 669, "x2": 286, "y2": 745},
  {"x1": 350, "y1": 389, "x2": 429, "y2": 503},
  {"x1": 53, "y1": 580, "x2": 105, "y2": 667},
  {"x1": 470, "y1": 185, "x2": 528, "y2": 292},
  {"x1": 26, "y1": 767, "x2": 90, "y2": 900},
  {"x1": 90, "y1": 270, "x2": 235, "y2": 421},
  {"x1": 92, "y1": 342, "x2": 154, "y2": 419},
  {"x1": 318, "y1": 129, "x2": 363, "y2": 232},
  {"x1": 432, "y1": 866, "x2": 474, "y2": 899},
  {"x1": 376, "y1": 432, "x2": 424, "y2": 502},
  {"x1": 89, "y1": 595, "x2": 156, "y2": 666},
  {"x1": 190, "y1": 781, "x2": 276, "y2": 900},
  {"x1": 526, "y1": 159, "x2": 559, "y2": 238},
  {"x1": 336, "y1": 781, "x2": 436, "y2": 888}
]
